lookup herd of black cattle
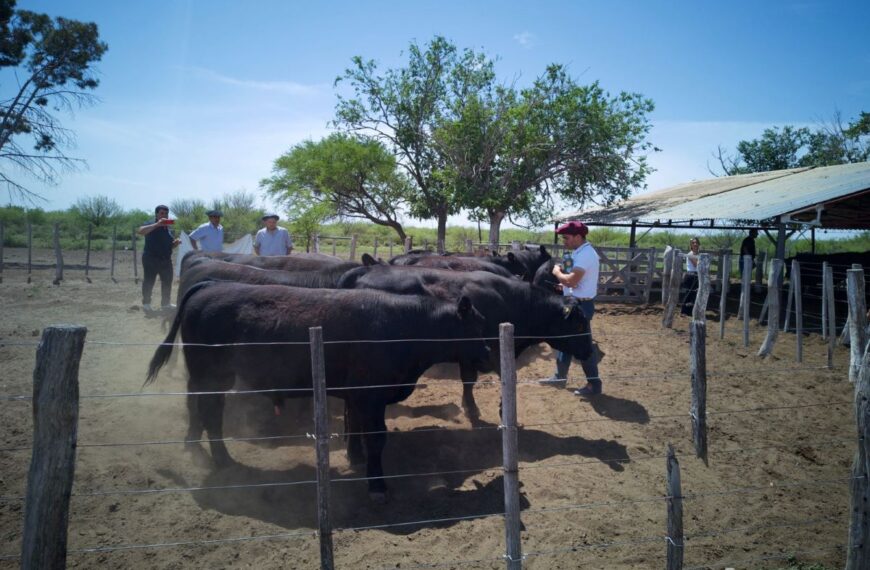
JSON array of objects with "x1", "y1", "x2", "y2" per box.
[{"x1": 145, "y1": 246, "x2": 593, "y2": 500}]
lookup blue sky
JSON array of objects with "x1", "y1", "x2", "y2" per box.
[{"x1": 7, "y1": 0, "x2": 870, "y2": 227}]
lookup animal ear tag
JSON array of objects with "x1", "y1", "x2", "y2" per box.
[{"x1": 562, "y1": 304, "x2": 573, "y2": 319}]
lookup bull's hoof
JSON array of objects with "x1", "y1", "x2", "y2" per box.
[{"x1": 368, "y1": 491, "x2": 388, "y2": 504}]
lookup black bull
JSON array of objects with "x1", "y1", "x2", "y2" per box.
[
  {"x1": 146, "y1": 281, "x2": 491, "y2": 499},
  {"x1": 337, "y1": 264, "x2": 594, "y2": 421}
]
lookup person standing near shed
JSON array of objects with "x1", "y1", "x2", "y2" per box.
[
  {"x1": 740, "y1": 229, "x2": 758, "y2": 279},
  {"x1": 254, "y1": 213, "x2": 293, "y2": 256},
  {"x1": 190, "y1": 210, "x2": 224, "y2": 252},
  {"x1": 539, "y1": 220, "x2": 603, "y2": 397},
  {"x1": 137, "y1": 204, "x2": 180, "y2": 315},
  {"x1": 680, "y1": 237, "x2": 701, "y2": 316}
]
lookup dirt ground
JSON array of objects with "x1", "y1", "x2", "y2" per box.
[{"x1": 0, "y1": 248, "x2": 859, "y2": 569}]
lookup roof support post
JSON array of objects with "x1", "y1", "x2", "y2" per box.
[
  {"x1": 811, "y1": 227, "x2": 816, "y2": 254},
  {"x1": 629, "y1": 219, "x2": 638, "y2": 248},
  {"x1": 775, "y1": 220, "x2": 787, "y2": 261}
]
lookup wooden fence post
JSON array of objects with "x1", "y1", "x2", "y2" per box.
[
  {"x1": 84, "y1": 224, "x2": 93, "y2": 283},
  {"x1": 755, "y1": 250, "x2": 766, "y2": 287},
  {"x1": 793, "y1": 260, "x2": 804, "y2": 363},
  {"x1": 846, "y1": 269, "x2": 867, "y2": 384},
  {"x1": 388, "y1": 239, "x2": 393, "y2": 259},
  {"x1": 822, "y1": 261, "x2": 830, "y2": 340},
  {"x1": 110, "y1": 225, "x2": 118, "y2": 283},
  {"x1": 845, "y1": 332, "x2": 870, "y2": 570},
  {"x1": 741, "y1": 255, "x2": 752, "y2": 347},
  {"x1": 783, "y1": 261, "x2": 795, "y2": 332},
  {"x1": 373, "y1": 237, "x2": 379, "y2": 259},
  {"x1": 131, "y1": 228, "x2": 139, "y2": 285},
  {"x1": 309, "y1": 327, "x2": 335, "y2": 570},
  {"x1": 825, "y1": 263, "x2": 835, "y2": 369},
  {"x1": 0, "y1": 220, "x2": 4, "y2": 284},
  {"x1": 662, "y1": 250, "x2": 682, "y2": 328},
  {"x1": 20, "y1": 325, "x2": 87, "y2": 570},
  {"x1": 661, "y1": 246, "x2": 674, "y2": 307},
  {"x1": 27, "y1": 222, "x2": 33, "y2": 284},
  {"x1": 52, "y1": 222, "x2": 63, "y2": 285},
  {"x1": 349, "y1": 235, "x2": 357, "y2": 261},
  {"x1": 719, "y1": 252, "x2": 731, "y2": 340},
  {"x1": 404, "y1": 237, "x2": 412, "y2": 253},
  {"x1": 666, "y1": 444, "x2": 684, "y2": 570},
  {"x1": 499, "y1": 323, "x2": 523, "y2": 570},
  {"x1": 840, "y1": 264, "x2": 863, "y2": 347},
  {"x1": 465, "y1": 239, "x2": 473, "y2": 254},
  {"x1": 690, "y1": 259, "x2": 709, "y2": 465},
  {"x1": 314, "y1": 234, "x2": 320, "y2": 253},
  {"x1": 758, "y1": 258, "x2": 784, "y2": 358},
  {"x1": 644, "y1": 247, "x2": 656, "y2": 305}
]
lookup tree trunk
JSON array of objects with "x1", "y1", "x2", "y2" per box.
[
  {"x1": 488, "y1": 210, "x2": 505, "y2": 249},
  {"x1": 436, "y1": 208, "x2": 448, "y2": 250}
]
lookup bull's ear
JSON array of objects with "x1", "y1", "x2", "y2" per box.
[
  {"x1": 361, "y1": 253, "x2": 378, "y2": 266},
  {"x1": 457, "y1": 295, "x2": 473, "y2": 318},
  {"x1": 491, "y1": 250, "x2": 501, "y2": 257},
  {"x1": 507, "y1": 252, "x2": 516, "y2": 262}
]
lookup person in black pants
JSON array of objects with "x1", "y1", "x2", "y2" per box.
[
  {"x1": 680, "y1": 237, "x2": 701, "y2": 316},
  {"x1": 137, "y1": 205, "x2": 180, "y2": 315}
]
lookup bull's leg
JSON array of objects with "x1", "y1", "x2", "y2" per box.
[
  {"x1": 345, "y1": 401, "x2": 366, "y2": 466},
  {"x1": 361, "y1": 401, "x2": 389, "y2": 502},
  {"x1": 199, "y1": 392, "x2": 232, "y2": 467},
  {"x1": 185, "y1": 392, "x2": 204, "y2": 446},
  {"x1": 459, "y1": 360, "x2": 481, "y2": 424}
]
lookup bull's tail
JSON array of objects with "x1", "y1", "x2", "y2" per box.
[{"x1": 145, "y1": 280, "x2": 215, "y2": 385}]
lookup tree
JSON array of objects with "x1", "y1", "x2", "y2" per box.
[
  {"x1": 437, "y1": 65, "x2": 655, "y2": 245},
  {"x1": 70, "y1": 194, "x2": 121, "y2": 226},
  {"x1": 333, "y1": 36, "x2": 495, "y2": 246},
  {"x1": 713, "y1": 112, "x2": 869, "y2": 175},
  {"x1": 261, "y1": 133, "x2": 412, "y2": 241},
  {"x1": 0, "y1": 0, "x2": 108, "y2": 202}
]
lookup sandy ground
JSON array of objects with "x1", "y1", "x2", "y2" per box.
[{"x1": 0, "y1": 248, "x2": 859, "y2": 569}]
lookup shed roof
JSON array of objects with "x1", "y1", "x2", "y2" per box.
[{"x1": 557, "y1": 161, "x2": 870, "y2": 229}]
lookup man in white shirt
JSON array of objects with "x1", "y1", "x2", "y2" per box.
[
  {"x1": 540, "y1": 220, "x2": 603, "y2": 396},
  {"x1": 254, "y1": 213, "x2": 293, "y2": 256},
  {"x1": 190, "y1": 210, "x2": 224, "y2": 252}
]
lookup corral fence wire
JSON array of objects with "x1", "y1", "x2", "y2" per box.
[{"x1": 0, "y1": 253, "x2": 868, "y2": 568}]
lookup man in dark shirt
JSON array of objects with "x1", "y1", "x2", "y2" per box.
[
  {"x1": 137, "y1": 204, "x2": 180, "y2": 315},
  {"x1": 739, "y1": 229, "x2": 758, "y2": 279}
]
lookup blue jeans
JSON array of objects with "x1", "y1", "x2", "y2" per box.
[{"x1": 555, "y1": 300, "x2": 600, "y2": 385}]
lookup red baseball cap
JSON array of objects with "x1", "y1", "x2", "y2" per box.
[{"x1": 555, "y1": 220, "x2": 589, "y2": 237}]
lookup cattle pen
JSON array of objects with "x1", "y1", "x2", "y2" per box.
[{"x1": 1, "y1": 247, "x2": 869, "y2": 568}]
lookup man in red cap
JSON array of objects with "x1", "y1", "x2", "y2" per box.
[{"x1": 540, "y1": 220, "x2": 603, "y2": 396}]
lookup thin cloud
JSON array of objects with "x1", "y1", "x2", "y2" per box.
[
  {"x1": 189, "y1": 66, "x2": 322, "y2": 95},
  {"x1": 513, "y1": 31, "x2": 535, "y2": 49}
]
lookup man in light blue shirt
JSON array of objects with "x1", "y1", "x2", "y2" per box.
[
  {"x1": 254, "y1": 213, "x2": 293, "y2": 256},
  {"x1": 190, "y1": 210, "x2": 224, "y2": 252}
]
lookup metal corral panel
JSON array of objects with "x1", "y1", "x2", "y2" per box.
[{"x1": 558, "y1": 162, "x2": 870, "y2": 228}]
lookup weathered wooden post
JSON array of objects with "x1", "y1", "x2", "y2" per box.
[
  {"x1": 691, "y1": 256, "x2": 709, "y2": 464},
  {"x1": 846, "y1": 269, "x2": 867, "y2": 384},
  {"x1": 308, "y1": 327, "x2": 335, "y2": 570},
  {"x1": 331, "y1": 239, "x2": 336, "y2": 257},
  {"x1": 755, "y1": 250, "x2": 766, "y2": 287},
  {"x1": 52, "y1": 222, "x2": 63, "y2": 285},
  {"x1": 465, "y1": 239, "x2": 473, "y2": 254},
  {"x1": 644, "y1": 247, "x2": 656, "y2": 305},
  {"x1": 404, "y1": 236, "x2": 412, "y2": 253},
  {"x1": 666, "y1": 444, "x2": 684, "y2": 570},
  {"x1": 824, "y1": 263, "x2": 835, "y2": 369},
  {"x1": 793, "y1": 260, "x2": 804, "y2": 363},
  {"x1": 314, "y1": 234, "x2": 320, "y2": 253},
  {"x1": 26, "y1": 222, "x2": 33, "y2": 284},
  {"x1": 758, "y1": 258, "x2": 784, "y2": 358},
  {"x1": 783, "y1": 261, "x2": 795, "y2": 332},
  {"x1": 131, "y1": 228, "x2": 139, "y2": 285},
  {"x1": 662, "y1": 250, "x2": 682, "y2": 328},
  {"x1": 388, "y1": 239, "x2": 393, "y2": 258},
  {"x1": 840, "y1": 264, "x2": 863, "y2": 347},
  {"x1": 20, "y1": 325, "x2": 87, "y2": 570},
  {"x1": 719, "y1": 252, "x2": 731, "y2": 340},
  {"x1": 742, "y1": 255, "x2": 752, "y2": 347},
  {"x1": 84, "y1": 224, "x2": 93, "y2": 283},
  {"x1": 349, "y1": 235, "x2": 357, "y2": 261},
  {"x1": 845, "y1": 330, "x2": 870, "y2": 570},
  {"x1": 715, "y1": 249, "x2": 725, "y2": 293},
  {"x1": 822, "y1": 261, "x2": 830, "y2": 340},
  {"x1": 499, "y1": 323, "x2": 523, "y2": 570},
  {"x1": 661, "y1": 246, "x2": 674, "y2": 307},
  {"x1": 372, "y1": 237, "x2": 379, "y2": 259},
  {"x1": 110, "y1": 225, "x2": 118, "y2": 283}
]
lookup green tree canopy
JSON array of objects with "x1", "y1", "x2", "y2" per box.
[
  {"x1": 333, "y1": 36, "x2": 495, "y2": 246},
  {"x1": 261, "y1": 133, "x2": 411, "y2": 241},
  {"x1": 0, "y1": 0, "x2": 108, "y2": 202},
  {"x1": 437, "y1": 65, "x2": 655, "y2": 245},
  {"x1": 714, "y1": 112, "x2": 870, "y2": 175},
  {"x1": 69, "y1": 195, "x2": 121, "y2": 226}
]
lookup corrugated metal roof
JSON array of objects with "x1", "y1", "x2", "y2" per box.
[{"x1": 558, "y1": 162, "x2": 870, "y2": 229}]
